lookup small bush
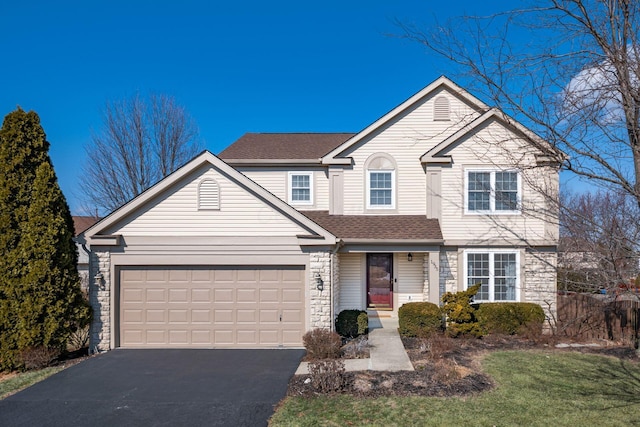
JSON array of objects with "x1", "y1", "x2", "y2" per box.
[
  {"x1": 335, "y1": 310, "x2": 368, "y2": 338},
  {"x1": 341, "y1": 335, "x2": 370, "y2": 359},
  {"x1": 357, "y1": 312, "x2": 368, "y2": 336},
  {"x1": 442, "y1": 284, "x2": 483, "y2": 338},
  {"x1": 477, "y1": 303, "x2": 546, "y2": 335},
  {"x1": 19, "y1": 346, "x2": 60, "y2": 371},
  {"x1": 418, "y1": 333, "x2": 457, "y2": 361},
  {"x1": 307, "y1": 359, "x2": 346, "y2": 393},
  {"x1": 398, "y1": 302, "x2": 443, "y2": 337},
  {"x1": 303, "y1": 328, "x2": 342, "y2": 360}
]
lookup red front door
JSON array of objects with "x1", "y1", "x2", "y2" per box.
[{"x1": 367, "y1": 253, "x2": 393, "y2": 309}]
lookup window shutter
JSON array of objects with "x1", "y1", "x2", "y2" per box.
[
  {"x1": 434, "y1": 96, "x2": 450, "y2": 121},
  {"x1": 198, "y1": 179, "x2": 220, "y2": 210}
]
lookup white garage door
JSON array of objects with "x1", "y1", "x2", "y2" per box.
[{"x1": 119, "y1": 266, "x2": 306, "y2": 348}]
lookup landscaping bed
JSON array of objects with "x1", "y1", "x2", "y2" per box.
[{"x1": 287, "y1": 333, "x2": 638, "y2": 398}]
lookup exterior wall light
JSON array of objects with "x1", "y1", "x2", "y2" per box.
[
  {"x1": 407, "y1": 253, "x2": 413, "y2": 262},
  {"x1": 314, "y1": 272, "x2": 324, "y2": 291}
]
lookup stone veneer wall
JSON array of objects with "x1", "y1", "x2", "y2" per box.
[
  {"x1": 440, "y1": 249, "x2": 458, "y2": 295},
  {"x1": 309, "y1": 251, "x2": 332, "y2": 329},
  {"x1": 524, "y1": 249, "x2": 557, "y2": 325},
  {"x1": 331, "y1": 252, "x2": 340, "y2": 325},
  {"x1": 89, "y1": 250, "x2": 111, "y2": 353},
  {"x1": 422, "y1": 253, "x2": 430, "y2": 302}
]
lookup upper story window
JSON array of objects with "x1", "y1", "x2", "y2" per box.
[
  {"x1": 288, "y1": 172, "x2": 313, "y2": 205},
  {"x1": 198, "y1": 178, "x2": 220, "y2": 210},
  {"x1": 366, "y1": 154, "x2": 396, "y2": 210},
  {"x1": 465, "y1": 250, "x2": 519, "y2": 302},
  {"x1": 434, "y1": 96, "x2": 450, "y2": 121},
  {"x1": 466, "y1": 169, "x2": 520, "y2": 214}
]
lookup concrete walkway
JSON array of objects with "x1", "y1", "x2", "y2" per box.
[{"x1": 295, "y1": 316, "x2": 414, "y2": 374}]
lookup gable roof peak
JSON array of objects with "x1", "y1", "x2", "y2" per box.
[{"x1": 320, "y1": 76, "x2": 489, "y2": 164}]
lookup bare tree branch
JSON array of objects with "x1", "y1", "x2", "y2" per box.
[{"x1": 81, "y1": 93, "x2": 203, "y2": 214}]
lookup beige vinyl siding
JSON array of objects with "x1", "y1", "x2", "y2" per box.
[
  {"x1": 109, "y1": 166, "x2": 306, "y2": 237},
  {"x1": 397, "y1": 254, "x2": 424, "y2": 306},
  {"x1": 236, "y1": 168, "x2": 287, "y2": 201},
  {"x1": 338, "y1": 253, "x2": 364, "y2": 312},
  {"x1": 341, "y1": 89, "x2": 481, "y2": 215},
  {"x1": 438, "y1": 120, "x2": 550, "y2": 241},
  {"x1": 238, "y1": 168, "x2": 329, "y2": 210}
]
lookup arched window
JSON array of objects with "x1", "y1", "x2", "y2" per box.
[
  {"x1": 365, "y1": 153, "x2": 396, "y2": 209},
  {"x1": 434, "y1": 96, "x2": 450, "y2": 121},
  {"x1": 198, "y1": 178, "x2": 220, "y2": 210}
]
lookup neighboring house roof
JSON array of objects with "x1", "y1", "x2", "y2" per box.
[
  {"x1": 300, "y1": 211, "x2": 443, "y2": 243},
  {"x1": 72, "y1": 216, "x2": 101, "y2": 236},
  {"x1": 218, "y1": 133, "x2": 355, "y2": 163},
  {"x1": 83, "y1": 151, "x2": 337, "y2": 245}
]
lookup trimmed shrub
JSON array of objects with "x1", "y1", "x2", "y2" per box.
[
  {"x1": 477, "y1": 302, "x2": 546, "y2": 335},
  {"x1": 302, "y1": 328, "x2": 342, "y2": 360},
  {"x1": 335, "y1": 310, "x2": 368, "y2": 338},
  {"x1": 357, "y1": 312, "x2": 368, "y2": 336},
  {"x1": 442, "y1": 284, "x2": 483, "y2": 338},
  {"x1": 398, "y1": 302, "x2": 443, "y2": 337}
]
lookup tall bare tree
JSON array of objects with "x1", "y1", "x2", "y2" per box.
[
  {"x1": 559, "y1": 190, "x2": 640, "y2": 292},
  {"x1": 82, "y1": 93, "x2": 202, "y2": 214},
  {"x1": 399, "y1": 0, "x2": 640, "y2": 207}
]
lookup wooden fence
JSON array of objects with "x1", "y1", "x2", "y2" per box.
[{"x1": 557, "y1": 293, "x2": 640, "y2": 346}]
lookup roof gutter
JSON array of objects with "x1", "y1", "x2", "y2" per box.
[{"x1": 340, "y1": 238, "x2": 444, "y2": 245}]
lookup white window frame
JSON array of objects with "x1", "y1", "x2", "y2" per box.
[
  {"x1": 464, "y1": 249, "x2": 520, "y2": 302},
  {"x1": 366, "y1": 170, "x2": 395, "y2": 209},
  {"x1": 464, "y1": 168, "x2": 521, "y2": 215},
  {"x1": 288, "y1": 172, "x2": 313, "y2": 205}
]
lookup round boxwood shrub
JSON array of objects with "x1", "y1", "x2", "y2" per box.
[
  {"x1": 476, "y1": 302, "x2": 545, "y2": 335},
  {"x1": 398, "y1": 302, "x2": 443, "y2": 337},
  {"x1": 335, "y1": 309, "x2": 368, "y2": 338}
]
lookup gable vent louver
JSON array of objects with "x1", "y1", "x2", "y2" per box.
[
  {"x1": 198, "y1": 178, "x2": 220, "y2": 210},
  {"x1": 434, "y1": 96, "x2": 450, "y2": 121}
]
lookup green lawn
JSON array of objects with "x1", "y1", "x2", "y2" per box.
[
  {"x1": 0, "y1": 366, "x2": 64, "y2": 400},
  {"x1": 270, "y1": 351, "x2": 640, "y2": 426}
]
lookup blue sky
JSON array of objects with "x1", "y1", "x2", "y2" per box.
[{"x1": 1, "y1": 0, "x2": 521, "y2": 214}]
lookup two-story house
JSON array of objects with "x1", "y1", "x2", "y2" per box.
[{"x1": 83, "y1": 77, "x2": 559, "y2": 352}]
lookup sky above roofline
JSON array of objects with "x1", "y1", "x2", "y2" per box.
[{"x1": 1, "y1": 0, "x2": 543, "y2": 214}]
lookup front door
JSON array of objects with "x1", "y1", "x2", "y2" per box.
[{"x1": 367, "y1": 253, "x2": 393, "y2": 309}]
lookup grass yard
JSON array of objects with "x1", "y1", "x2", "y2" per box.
[
  {"x1": 0, "y1": 366, "x2": 65, "y2": 400},
  {"x1": 270, "y1": 350, "x2": 640, "y2": 426}
]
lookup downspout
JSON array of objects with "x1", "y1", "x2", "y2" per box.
[{"x1": 330, "y1": 239, "x2": 344, "y2": 331}]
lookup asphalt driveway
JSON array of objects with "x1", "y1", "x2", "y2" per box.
[{"x1": 0, "y1": 348, "x2": 304, "y2": 427}]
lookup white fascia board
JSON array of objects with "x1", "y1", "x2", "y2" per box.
[
  {"x1": 321, "y1": 76, "x2": 488, "y2": 163},
  {"x1": 84, "y1": 151, "x2": 337, "y2": 243},
  {"x1": 421, "y1": 108, "x2": 555, "y2": 163}
]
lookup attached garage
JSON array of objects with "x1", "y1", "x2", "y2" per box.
[
  {"x1": 83, "y1": 152, "x2": 336, "y2": 352},
  {"x1": 119, "y1": 266, "x2": 306, "y2": 348}
]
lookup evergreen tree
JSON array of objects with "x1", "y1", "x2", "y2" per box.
[{"x1": 0, "y1": 108, "x2": 90, "y2": 371}]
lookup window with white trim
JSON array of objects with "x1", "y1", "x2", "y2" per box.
[
  {"x1": 365, "y1": 154, "x2": 396, "y2": 209},
  {"x1": 288, "y1": 172, "x2": 313, "y2": 205},
  {"x1": 466, "y1": 170, "x2": 520, "y2": 213},
  {"x1": 465, "y1": 250, "x2": 519, "y2": 302}
]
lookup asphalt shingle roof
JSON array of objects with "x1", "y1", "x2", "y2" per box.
[
  {"x1": 300, "y1": 211, "x2": 443, "y2": 241},
  {"x1": 218, "y1": 133, "x2": 355, "y2": 160}
]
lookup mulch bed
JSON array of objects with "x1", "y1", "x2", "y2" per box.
[{"x1": 287, "y1": 334, "x2": 638, "y2": 398}]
